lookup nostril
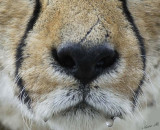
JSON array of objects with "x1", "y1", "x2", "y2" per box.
[
  {"x1": 60, "y1": 55, "x2": 75, "y2": 68},
  {"x1": 96, "y1": 58, "x2": 106, "y2": 68},
  {"x1": 95, "y1": 51, "x2": 119, "y2": 69},
  {"x1": 52, "y1": 48, "x2": 76, "y2": 69}
]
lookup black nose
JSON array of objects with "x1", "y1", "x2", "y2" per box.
[{"x1": 52, "y1": 44, "x2": 118, "y2": 84}]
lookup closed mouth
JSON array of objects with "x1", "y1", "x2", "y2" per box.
[{"x1": 53, "y1": 99, "x2": 123, "y2": 120}]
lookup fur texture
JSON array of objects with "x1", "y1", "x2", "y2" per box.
[{"x1": 0, "y1": 0, "x2": 160, "y2": 130}]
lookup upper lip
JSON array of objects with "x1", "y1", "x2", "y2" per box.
[
  {"x1": 56, "y1": 98, "x2": 123, "y2": 119},
  {"x1": 50, "y1": 87, "x2": 125, "y2": 119}
]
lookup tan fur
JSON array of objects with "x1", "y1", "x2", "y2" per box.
[
  {"x1": 129, "y1": 0, "x2": 160, "y2": 40},
  {"x1": 0, "y1": 0, "x2": 160, "y2": 130},
  {"x1": 20, "y1": 0, "x2": 143, "y2": 99}
]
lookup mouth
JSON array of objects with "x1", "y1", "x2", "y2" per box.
[
  {"x1": 60, "y1": 101, "x2": 122, "y2": 117},
  {"x1": 49, "y1": 87, "x2": 123, "y2": 118},
  {"x1": 50, "y1": 101, "x2": 122, "y2": 128},
  {"x1": 51, "y1": 98, "x2": 123, "y2": 126},
  {"x1": 39, "y1": 87, "x2": 130, "y2": 128}
]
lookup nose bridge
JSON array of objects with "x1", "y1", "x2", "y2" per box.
[
  {"x1": 61, "y1": 17, "x2": 108, "y2": 46},
  {"x1": 80, "y1": 20, "x2": 109, "y2": 45}
]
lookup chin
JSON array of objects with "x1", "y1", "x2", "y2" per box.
[
  {"x1": 47, "y1": 110, "x2": 108, "y2": 130},
  {"x1": 30, "y1": 87, "x2": 132, "y2": 130}
]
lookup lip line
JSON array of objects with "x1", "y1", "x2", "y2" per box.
[{"x1": 52, "y1": 100, "x2": 123, "y2": 120}]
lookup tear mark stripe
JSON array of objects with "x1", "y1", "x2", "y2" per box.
[
  {"x1": 119, "y1": 0, "x2": 146, "y2": 109},
  {"x1": 15, "y1": 0, "x2": 41, "y2": 107}
]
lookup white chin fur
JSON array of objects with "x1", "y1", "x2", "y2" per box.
[
  {"x1": 33, "y1": 88, "x2": 133, "y2": 130},
  {"x1": 47, "y1": 111, "x2": 108, "y2": 130}
]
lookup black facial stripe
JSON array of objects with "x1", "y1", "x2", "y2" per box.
[
  {"x1": 15, "y1": 0, "x2": 41, "y2": 107},
  {"x1": 120, "y1": 0, "x2": 146, "y2": 108}
]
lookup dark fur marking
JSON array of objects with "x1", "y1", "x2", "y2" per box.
[
  {"x1": 78, "y1": 19, "x2": 100, "y2": 44},
  {"x1": 119, "y1": 0, "x2": 146, "y2": 109},
  {"x1": 15, "y1": 0, "x2": 41, "y2": 107}
]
